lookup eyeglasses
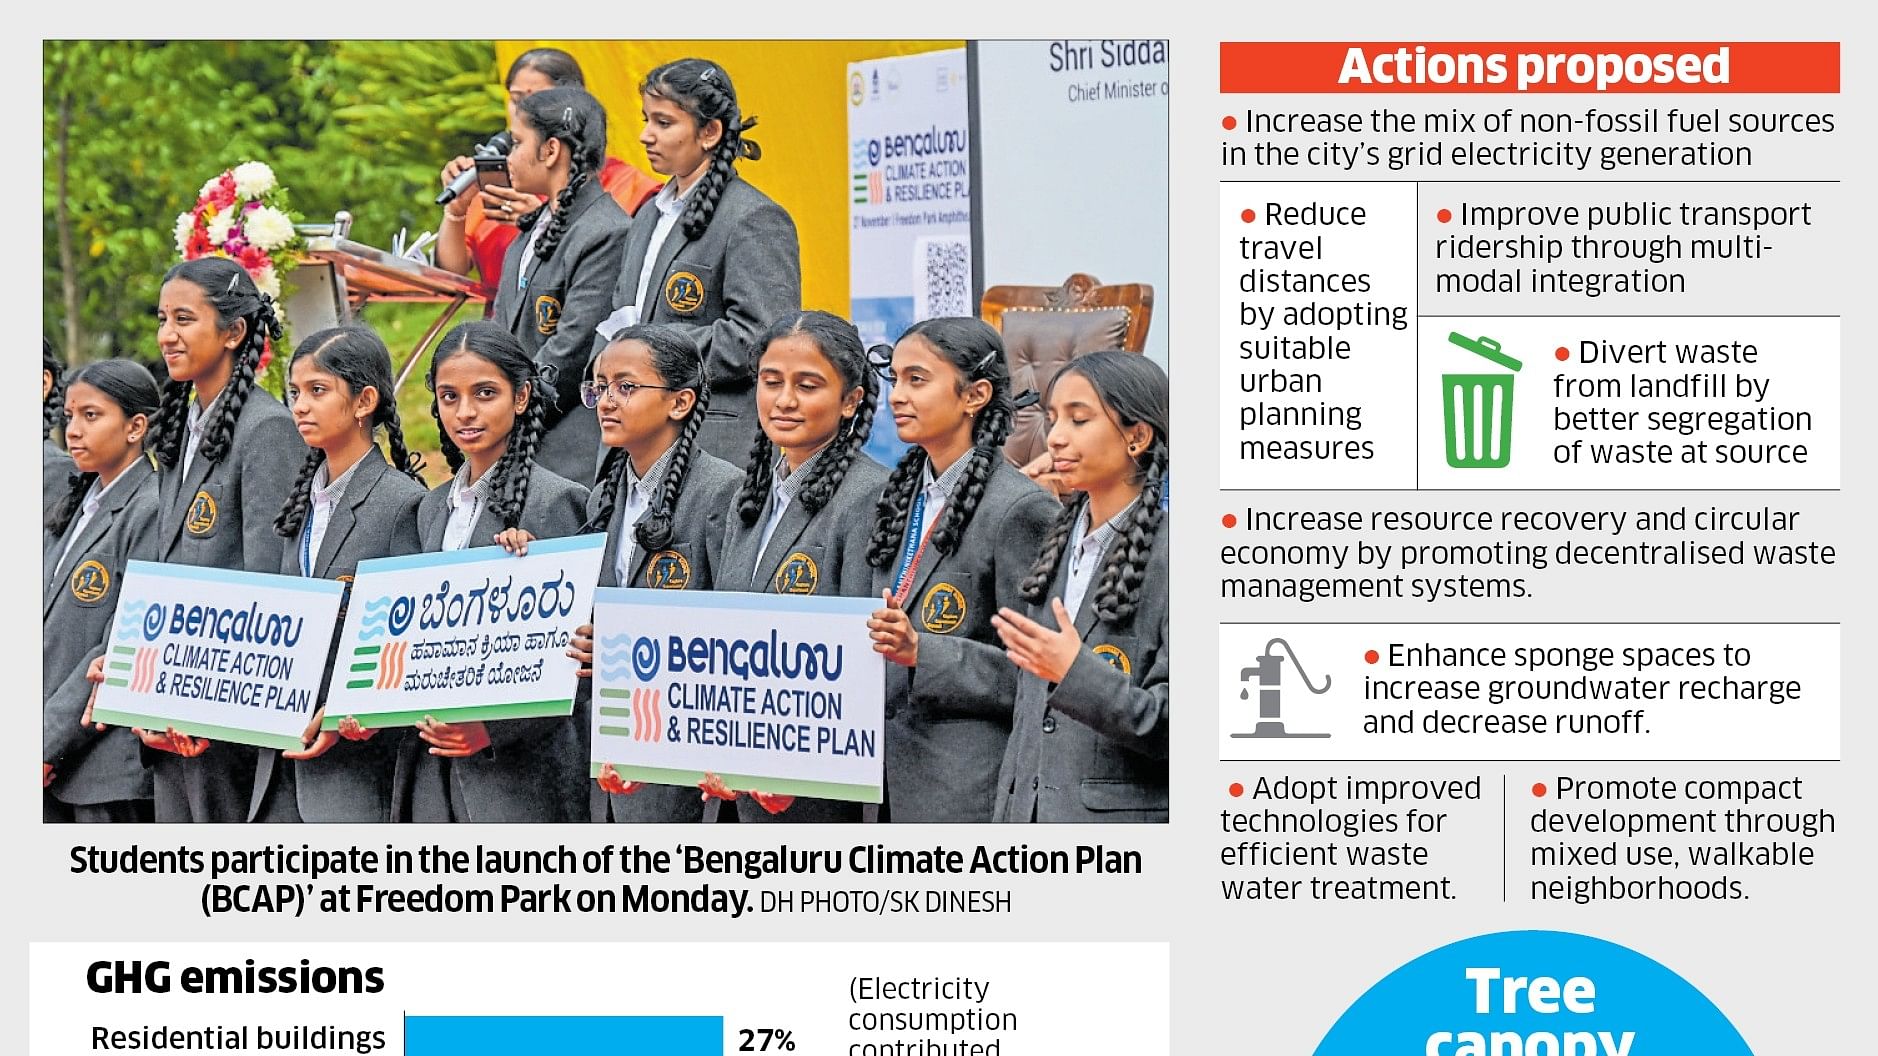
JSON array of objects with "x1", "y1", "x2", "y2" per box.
[{"x1": 580, "y1": 380, "x2": 676, "y2": 408}]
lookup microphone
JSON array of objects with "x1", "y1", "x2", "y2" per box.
[{"x1": 435, "y1": 131, "x2": 515, "y2": 206}]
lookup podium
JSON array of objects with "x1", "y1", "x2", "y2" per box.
[{"x1": 289, "y1": 215, "x2": 494, "y2": 392}]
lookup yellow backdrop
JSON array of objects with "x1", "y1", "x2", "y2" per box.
[{"x1": 499, "y1": 40, "x2": 961, "y2": 317}]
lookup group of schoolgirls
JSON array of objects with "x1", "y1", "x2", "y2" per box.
[{"x1": 43, "y1": 53, "x2": 1171, "y2": 826}]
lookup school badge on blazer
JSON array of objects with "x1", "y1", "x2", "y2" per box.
[
  {"x1": 663, "y1": 271, "x2": 705, "y2": 314},
  {"x1": 645, "y1": 549, "x2": 693, "y2": 589},
  {"x1": 185, "y1": 490, "x2": 218, "y2": 535},
  {"x1": 773, "y1": 552, "x2": 819, "y2": 595},
  {"x1": 920, "y1": 582, "x2": 966, "y2": 634},
  {"x1": 70, "y1": 560, "x2": 110, "y2": 603},
  {"x1": 534, "y1": 295, "x2": 562, "y2": 335},
  {"x1": 1092, "y1": 643, "x2": 1133, "y2": 675}
]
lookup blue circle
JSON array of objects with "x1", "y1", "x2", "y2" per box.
[{"x1": 631, "y1": 636, "x2": 660, "y2": 681}]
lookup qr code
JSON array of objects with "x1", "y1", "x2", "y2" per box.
[{"x1": 913, "y1": 236, "x2": 971, "y2": 319}]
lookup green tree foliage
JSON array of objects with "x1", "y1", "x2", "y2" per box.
[{"x1": 45, "y1": 40, "x2": 503, "y2": 476}]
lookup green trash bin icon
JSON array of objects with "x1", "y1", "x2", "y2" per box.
[{"x1": 1443, "y1": 332, "x2": 1522, "y2": 468}]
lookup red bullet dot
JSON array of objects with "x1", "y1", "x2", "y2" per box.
[
  {"x1": 1532, "y1": 783, "x2": 1548, "y2": 797},
  {"x1": 1555, "y1": 346, "x2": 1570, "y2": 362},
  {"x1": 1241, "y1": 208, "x2": 1256, "y2": 223},
  {"x1": 1229, "y1": 782, "x2": 1245, "y2": 797},
  {"x1": 1364, "y1": 650, "x2": 1379, "y2": 664},
  {"x1": 1222, "y1": 513, "x2": 1237, "y2": 528},
  {"x1": 1222, "y1": 115, "x2": 1238, "y2": 131},
  {"x1": 1437, "y1": 208, "x2": 1453, "y2": 223}
]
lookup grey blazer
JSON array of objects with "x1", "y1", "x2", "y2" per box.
[
  {"x1": 492, "y1": 179, "x2": 631, "y2": 488},
  {"x1": 43, "y1": 456, "x2": 159, "y2": 809},
  {"x1": 392, "y1": 461, "x2": 590, "y2": 822},
  {"x1": 249, "y1": 448, "x2": 426, "y2": 823},
  {"x1": 993, "y1": 514, "x2": 1169, "y2": 823},
  {"x1": 43, "y1": 439, "x2": 73, "y2": 526},
  {"x1": 587, "y1": 448, "x2": 743, "y2": 823},
  {"x1": 598, "y1": 176, "x2": 801, "y2": 462},
  {"x1": 148, "y1": 389, "x2": 303, "y2": 823},
  {"x1": 716, "y1": 453, "x2": 888, "y2": 824},
  {"x1": 870, "y1": 461, "x2": 1057, "y2": 823}
]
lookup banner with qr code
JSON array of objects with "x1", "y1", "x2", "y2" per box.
[{"x1": 847, "y1": 48, "x2": 974, "y2": 464}]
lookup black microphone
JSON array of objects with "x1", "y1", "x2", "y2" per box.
[{"x1": 435, "y1": 131, "x2": 515, "y2": 206}]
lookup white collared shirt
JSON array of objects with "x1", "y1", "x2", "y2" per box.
[
  {"x1": 515, "y1": 219, "x2": 546, "y2": 292},
  {"x1": 627, "y1": 178, "x2": 696, "y2": 322},
  {"x1": 181, "y1": 390, "x2": 227, "y2": 478},
  {"x1": 300, "y1": 456, "x2": 365, "y2": 575},
  {"x1": 57, "y1": 468, "x2": 132, "y2": 570},
  {"x1": 614, "y1": 443, "x2": 677, "y2": 584},
  {"x1": 442, "y1": 462, "x2": 497, "y2": 552},
  {"x1": 1063, "y1": 499, "x2": 1135, "y2": 618},
  {"x1": 753, "y1": 447, "x2": 827, "y2": 584}
]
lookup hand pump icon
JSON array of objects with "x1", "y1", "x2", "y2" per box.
[{"x1": 1231, "y1": 638, "x2": 1332, "y2": 739}]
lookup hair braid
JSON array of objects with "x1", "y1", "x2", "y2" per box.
[
  {"x1": 1020, "y1": 494, "x2": 1084, "y2": 605},
  {"x1": 930, "y1": 402, "x2": 1012, "y2": 556},
  {"x1": 533, "y1": 156, "x2": 587, "y2": 264},
  {"x1": 43, "y1": 343, "x2": 66, "y2": 440},
  {"x1": 1091, "y1": 439, "x2": 1167, "y2": 626},
  {"x1": 581, "y1": 446, "x2": 631, "y2": 534},
  {"x1": 382, "y1": 415, "x2": 425, "y2": 482},
  {"x1": 149, "y1": 380, "x2": 193, "y2": 470},
  {"x1": 197, "y1": 294, "x2": 280, "y2": 465},
  {"x1": 734, "y1": 423, "x2": 776, "y2": 527},
  {"x1": 796, "y1": 368, "x2": 878, "y2": 517},
  {"x1": 430, "y1": 395, "x2": 464, "y2": 473},
  {"x1": 865, "y1": 447, "x2": 926, "y2": 569},
  {"x1": 490, "y1": 368, "x2": 549, "y2": 530},
  {"x1": 273, "y1": 449, "x2": 328, "y2": 539},
  {"x1": 47, "y1": 470, "x2": 96, "y2": 539},
  {"x1": 635, "y1": 376, "x2": 709, "y2": 553}
]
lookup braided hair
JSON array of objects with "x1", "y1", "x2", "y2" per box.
[
  {"x1": 43, "y1": 338, "x2": 66, "y2": 440},
  {"x1": 513, "y1": 87, "x2": 607, "y2": 265},
  {"x1": 147, "y1": 257, "x2": 282, "y2": 471},
  {"x1": 427, "y1": 321, "x2": 548, "y2": 531},
  {"x1": 46, "y1": 360, "x2": 161, "y2": 538},
  {"x1": 865, "y1": 318, "x2": 1016, "y2": 568},
  {"x1": 582, "y1": 325, "x2": 709, "y2": 552},
  {"x1": 274, "y1": 326, "x2": 427, "y2": 539},
  {"x1": 1018, "y1": 352, "x2": 1169, "y2": 625},
  {"x1": 735, "y1": 311, "x2": 879, "y2": 526},
  {"x1": 641, "y1": 58, "x2": 763, "y2": 241}
]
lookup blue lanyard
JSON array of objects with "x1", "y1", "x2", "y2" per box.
[
  {"x1": 890, "y1": 491, "x2": 932, "y2": 605},
  {"x1": 300, "y1": 508, "x2": 316, "y2": 577}
]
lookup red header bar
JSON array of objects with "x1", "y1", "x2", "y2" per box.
[{"x1": 1220, "y1": 42, "x2": 1840, "y2": 94}]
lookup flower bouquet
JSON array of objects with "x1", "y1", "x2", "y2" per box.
[{"x1": 173, "y1": 161, "x2": 299, "y2": 299}]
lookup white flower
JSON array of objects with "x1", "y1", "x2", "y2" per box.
[
  {"x1": 205, "y1": 208, "x2": 236, "y2": 247},
  {"x1": 200, "y1": 175, "x2": 224, "y2": 200},
  {"x1": 244, "y1": 205, "x2": 297, "y2": 251},
  {"x1": 252, "y1": 264, "x2": 281, "y2": 300},
  {"x1": 232, "y1": 161, "x2": 276, "y2": 199},
  {"x1": 173, "y1": 212, "x2": 195, "y2": 254}
]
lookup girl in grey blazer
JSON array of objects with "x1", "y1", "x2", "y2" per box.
[
  {"x1": 712, "y1": 311, "x2": 887, "y2": 823},
  {"x1": 493, "y1": 87, "x2": 631, "y2": 487},
  {"x1": 393, "y1": 322, "x2": 591, "y2": 823},
  {"x1": 138, "y1": 258, "x2": 304, "y2": 822},
  {"x1": 248, "y1": 327, "x2": 429, "y2": 823},
  {"x1": 569, "y1": 324, "x2": 742, "y2": 823},
  {"x1": 991, "y1": 353, "x2": 1169, "y2": 823},
  {"x1": 596, "y1": 58, "x2": 801, "y2": 463},
  {"x1": 44, "y1": 360, "x2": 162, "y2": 822},
  {"x1": 865, "y1": 318, "x2": 1058, "y2": 823}
]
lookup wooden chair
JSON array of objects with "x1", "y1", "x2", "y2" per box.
[{"x1": 981, "y1": 273, "x2": 1155, "y2": 469}]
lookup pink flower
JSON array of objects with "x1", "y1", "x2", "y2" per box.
[
  {"x1": 209, "y1": 172, "x2": 238, "y2": 209},
  {"x1": 236, "y1": 244, "x2": 269, "y2": 271}
]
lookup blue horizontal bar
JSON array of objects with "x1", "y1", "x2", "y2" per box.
[
  {"x1": 406, "y1": 1015, "x2": 721, "y2": 1055},
  {"x1": 356, "y1": 532, "x2": 607, "y2": 574},
  {"x1": 596, "y1": 586, "x2": 875, "y2": 616},
  {"x1": 124, "y1": 559, "x2": 345, "y2": 595}
]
